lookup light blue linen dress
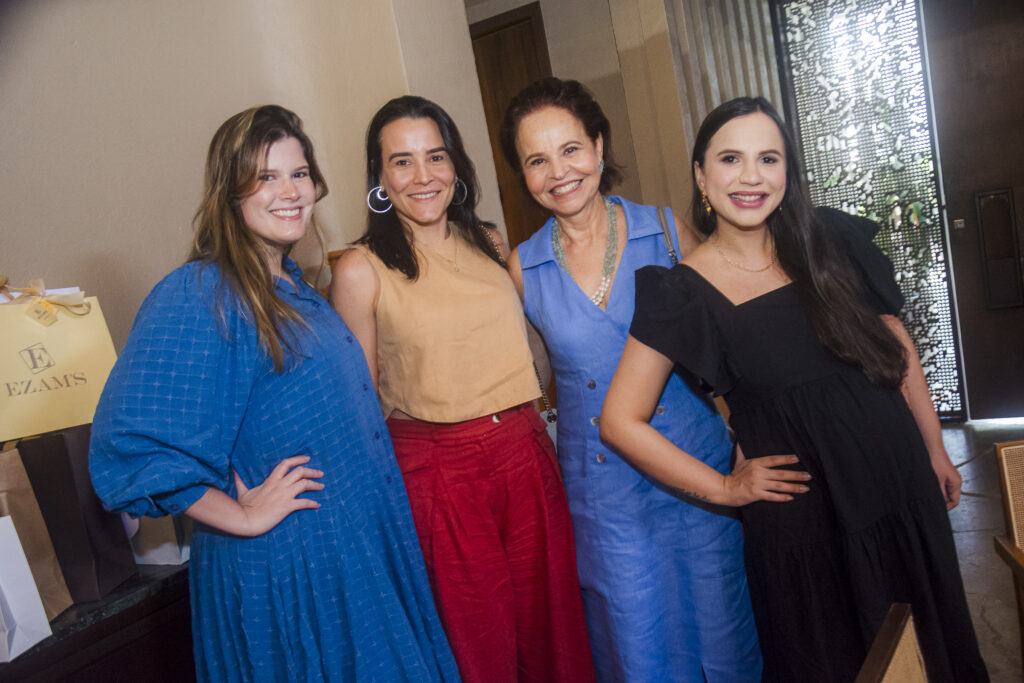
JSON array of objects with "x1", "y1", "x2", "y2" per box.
[
  {"x1": 89, "y1": 260, "x2": 459, "y2": 682},
  {"x1": 518, "y1": 196, "x2": 761, "y2": 682}
]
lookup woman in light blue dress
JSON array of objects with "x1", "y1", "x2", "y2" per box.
[
  {"x1": 499, "y1": 78, "x2": 761, "y2": 682},
  {"x1": 89, "y1": 105, "x2": 458, "y2": 682}
]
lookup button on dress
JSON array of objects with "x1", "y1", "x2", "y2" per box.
[
  {"x1": 89, "y1": 260, "x2": 459, "y2": 682},
  {"x1": 518, "y1": 196, "x2": 761, "y2": 682}
]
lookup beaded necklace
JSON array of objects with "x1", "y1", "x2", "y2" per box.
[{"x1": 551, "y1": 198, "x2": 617, "y2": 307}]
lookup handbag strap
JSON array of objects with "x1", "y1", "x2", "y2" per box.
[
  {"x1": 656, "y1": 207, "x2": 679, "y2": 265},
  {"x1": 481, "y1": 225, "x2": 557, "y2": 423}
]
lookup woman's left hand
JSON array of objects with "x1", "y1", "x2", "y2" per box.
[
  {"x1": 882, "y1": 315, "x2": 962, "y2": 512},
  {"x1": 930, "y1": 452, "x2": 962, "y2": 510}
]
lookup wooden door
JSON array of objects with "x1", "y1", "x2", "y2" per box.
[
  {"x1": 920, "y1": 0, "x2": 1024, "y2": 419},
  {"x1": 470, "y1": 3, "x2": 553, "y2": 250}
]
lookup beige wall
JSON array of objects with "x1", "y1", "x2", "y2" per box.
[
  {"x1": 609, "y1": 0, "x2": 781, "y2": 214},
  {"x1": 466, "y1": 0, "x2": 780, "y2": 216},
  {"x1": 392, "y1": 0, "x2": 506, "y2": 232},
  {"x1": 0, "y1": 0, "x2": 499, "y2": 349},
  {"x1": 465, "y1": 0, "x2": 643, "y2": 203}
]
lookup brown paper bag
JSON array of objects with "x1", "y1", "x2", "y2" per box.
[
  {"x1": 0, "y1": 295, "x2": 117, "y2": 443},
  {"x1": 18, "y1": 425, "x2": 137, "y2": 602},
  {"x1": 0, "y1": 448, "x2": 73, "y2": 621}
]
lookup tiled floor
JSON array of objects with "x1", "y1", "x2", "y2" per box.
[{"x1": 946, "y1": 418, "x2": 1024, "y2": 682}]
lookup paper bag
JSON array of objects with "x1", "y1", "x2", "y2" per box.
[
  {"x1": 127, "y1": 515, "x2": 192, "y2": 566},
  {"x1": 0, "y1": 296, "x2": 117, "y2": 443},
  {"x1": 18, "y1": 425, "x2": 137, "y2": 602},
  {"x1": 0, "y1": 516, "x2": 52, "y2": 661},
  {"x1": 0, "y1": 448, "x2": 73, "y2": 621}
]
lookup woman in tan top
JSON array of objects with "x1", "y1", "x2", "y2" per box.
[{"x1": 330, "y1": 96, "x2": 594, "y2": 683}]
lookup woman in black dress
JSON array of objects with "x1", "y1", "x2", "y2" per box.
[{"x1": 601, "y1": 97, "x2": 987, "y2": 681}]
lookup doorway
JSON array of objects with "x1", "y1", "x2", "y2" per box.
[
  {"x1": 470, "y1": 2, "x2": 553, "y2": 249},
  {"x1": 771, "y1": 0, "x2": 967, "y2": 419}
]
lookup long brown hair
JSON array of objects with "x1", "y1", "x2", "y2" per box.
[
  {"x1": 190, "y1": 105, "x2": 329, "y2": 372},
  {"x1": 691, "y1": 97, "x2": 907, "y2": 388}
]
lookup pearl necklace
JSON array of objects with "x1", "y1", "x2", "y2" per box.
[
  {"x1": 713, "y1": 238, "x2": 776, "y2": 273},
  {"x1": 551, "y1": 198, "x2": 617, "y2": 307}
]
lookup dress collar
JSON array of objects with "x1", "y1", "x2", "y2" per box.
[
  {"x1": 519, "y1": 196, "x2": 663, "y2": 269},
  {"x1": 274, "y1": 257, "x2": 318, "y2": 302}
]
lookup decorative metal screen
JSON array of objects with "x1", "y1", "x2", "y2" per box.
[{"x1": 773, "y1": 0, "x2": 964, "y2": 417}]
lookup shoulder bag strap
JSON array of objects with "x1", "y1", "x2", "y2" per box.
[{"x1": 657, "y1": 207, "x2": 679, "y2": 265}]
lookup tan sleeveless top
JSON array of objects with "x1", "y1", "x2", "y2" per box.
[{"x1": 353, "y1": 229, "x2": 539, "y2": 423}]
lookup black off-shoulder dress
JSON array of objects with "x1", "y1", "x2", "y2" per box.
[{"x1": 629, "y1": 209, "x2": 987, "y2": 682}]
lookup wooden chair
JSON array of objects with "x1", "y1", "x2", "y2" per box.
[
  {"x1": 994, "y1": 439, "x2": 1024, "y2": 681},
  {"x1": 855, "y1": 603, "x2": 928, "y2": 682},
  {"x1": 318, "y1": 249, "x2": 348, "y2": 298}
]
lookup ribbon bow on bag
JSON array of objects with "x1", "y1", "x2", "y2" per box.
[{"x1": 0, "y1": 275, "x2": 91, "y2": 327}]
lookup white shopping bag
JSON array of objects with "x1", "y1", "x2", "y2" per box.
[
  {"x1": 124, "y1": 515, "x2": 192, "y2": 566},
  {"x1": 0, "y1": 515, "x2": 52, "y2": 661}
]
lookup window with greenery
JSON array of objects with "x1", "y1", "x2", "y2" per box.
[{"x1": 773, "y1": 0, "x2": 964, "y2": 417}]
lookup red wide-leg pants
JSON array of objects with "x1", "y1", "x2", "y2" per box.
[{"x1": 387, "y1": 404, "x2": 595, "y2": 683}]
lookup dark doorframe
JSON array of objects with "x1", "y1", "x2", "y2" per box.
[
  {"x1": 919, "y1": 1, "x2": 1024, "y2": 419},
  {"x1": 470, "y1": 2, "x2": 553, "y2": 250}
]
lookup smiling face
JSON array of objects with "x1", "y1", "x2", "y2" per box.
[
  {"x1": 694, "y1": 112, "x2": 787, "y2": 233},
  {"x1": 515, "y1": 106, "x2": 604, "y2": 219},
  {"x1": 239, "y1": 136, "x2": 315, "y2": 273},
  {"x1": 378, "y1": 117, "x2": 456, "y2": 234}
]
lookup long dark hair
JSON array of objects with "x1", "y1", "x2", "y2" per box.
[
  {"x1": 691, "y1": 97, "x2": 906, "y2": 388},
  {"x1": 357, "y1": 96, "x2": 499, "y2": 280},
  {"x1": 190, "y1": 104, "x2": 328, "y2": 372},
  {"x1": 499, "y1": 77, "x2": 622, "y2": 194}
]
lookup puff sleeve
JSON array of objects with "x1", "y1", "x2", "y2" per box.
[
  {"x1": 629, "y1": 264, "x2": 735, "y2": 395},
  {"x1": 89, "y1": 263, "x2": 261, "y2": 517},
  {"x1": 818, "y1": 207, "x2": 904, "y2": 315}
]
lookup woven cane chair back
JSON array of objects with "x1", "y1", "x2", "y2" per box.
[
  {"x1": 997, "y1": 440, "x2": 1024, "y2": 547},
  {"x1": 856, "y1": 603, "x2": 928, "y2": 682}
]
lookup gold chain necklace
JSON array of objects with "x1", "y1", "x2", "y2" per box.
[
  {"x1": 713, "y1": 238, "x2": 776, "y2": 273},
  {"x1": 431, "y1": 229, "x2": 459, "y2": 271}
]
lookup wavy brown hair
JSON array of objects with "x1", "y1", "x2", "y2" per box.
[
  {"x1": 691, "y1": 97, "x2": 906, "y2": 388},
  {"x1": 189, "y1": 105, "x2": 329, "y2": 372}
]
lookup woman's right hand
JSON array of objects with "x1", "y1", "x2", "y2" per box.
[
  {"x1": 233, "y1": 455, "x2": 324, "y2": 536},
  {"x1": 184, "y1": 455, "x2": 325, "y2": 537},
  {"x1": 721, "y1": 454, "x2": 810, "y2": 506}
]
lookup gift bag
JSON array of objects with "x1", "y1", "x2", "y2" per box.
[
  {"x1": 0, "y1": 447, "x2": 73, "y2": 621},
  {"x1": 0, "y1": 288, "x2": 117, "y2": 443},
  {"x1": 0, "y1": 515, "x2": 52, "y2": 661},
  {"x1": 17, "y1": 425, "x2": 137, "y2": 602},
  {"x1": 127, "y1": 515, "x2": 192, "y2": 566}
]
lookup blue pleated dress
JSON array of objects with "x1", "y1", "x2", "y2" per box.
[
  {"x1": 89, "y1": 260, "x2": 459, "y2": 682},
  {"x1": 518, "y1": 196, "x2": 761, "y2": 682}
]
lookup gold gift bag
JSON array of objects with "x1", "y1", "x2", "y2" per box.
[{"x1": 0, "y1": 288, "x2": 117, "y2": 443}]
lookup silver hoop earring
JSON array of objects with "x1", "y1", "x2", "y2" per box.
[
  {"x1": 367, "y1": 186, "x2": 392, "y2": 214},
  {"x1": 452, "y1": 177, "x2": 468, "y2": 206}
]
